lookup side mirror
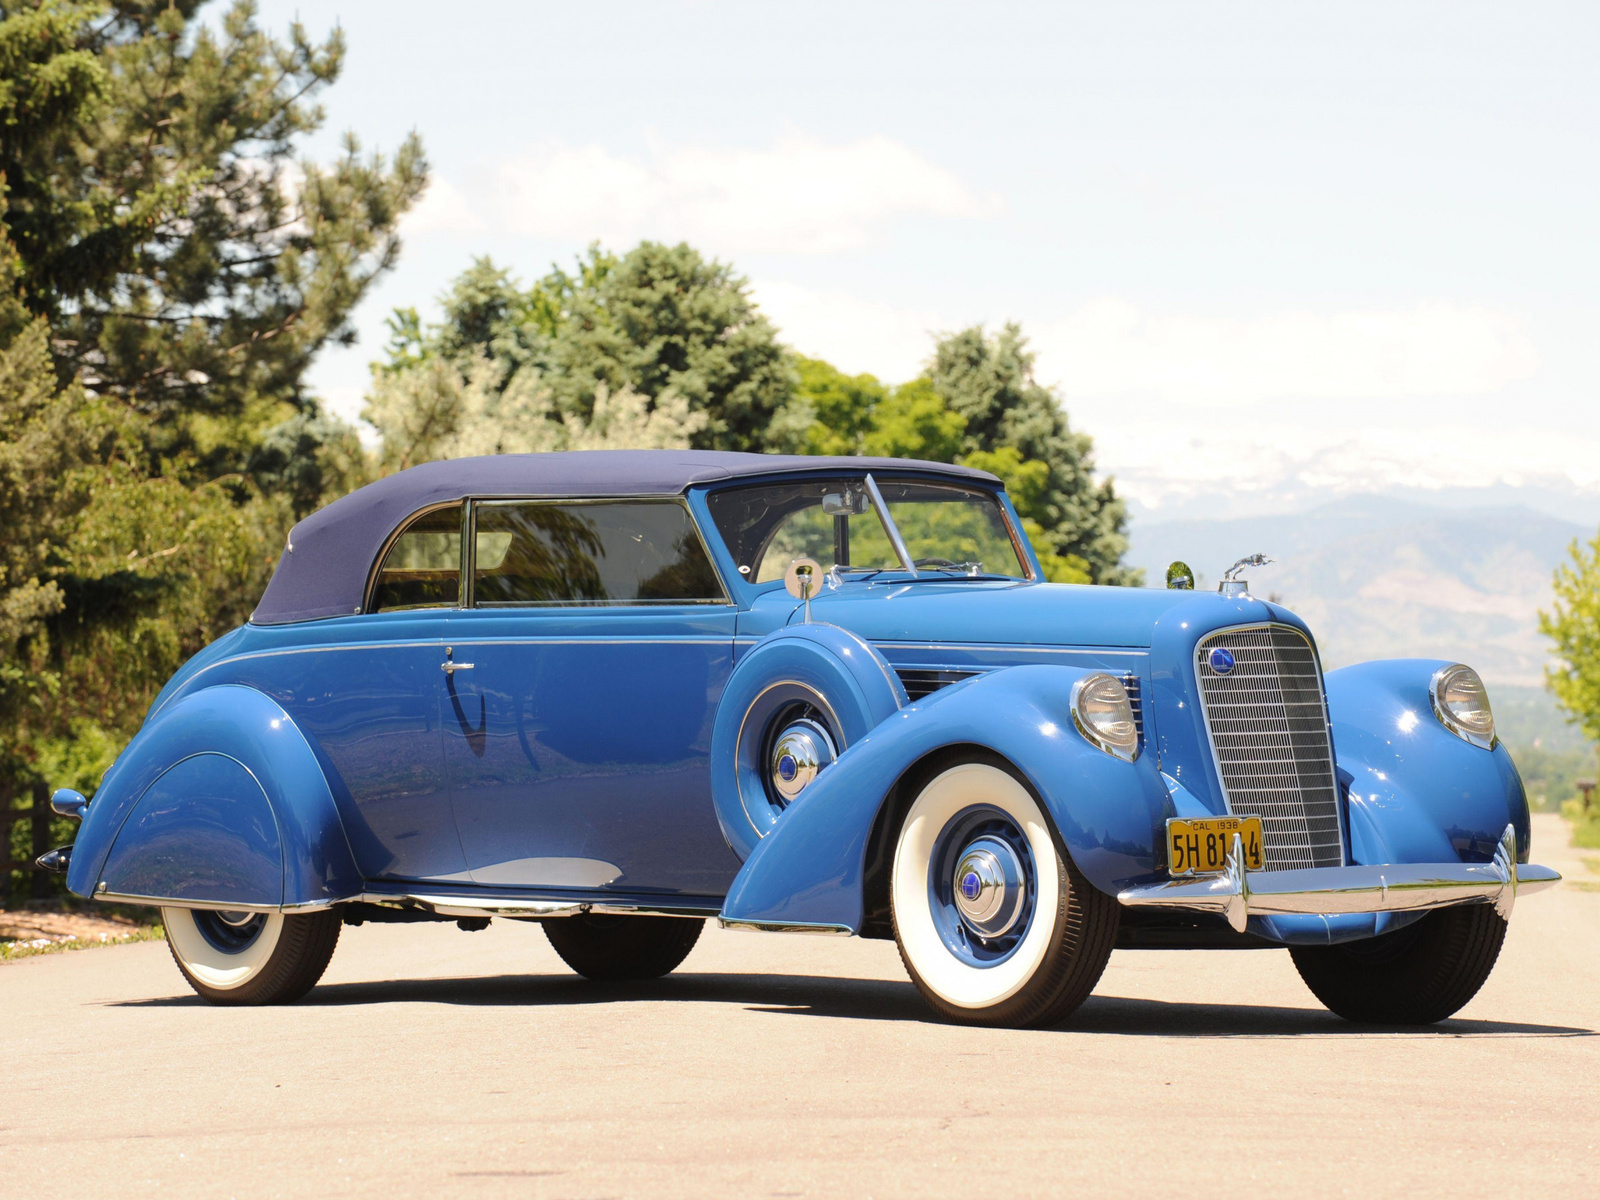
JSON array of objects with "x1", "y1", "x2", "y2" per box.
[
  {"x1": 784, "y1": 557, "x2": 824, "y2": 622},
  {"x1": 1166, "y1": 561, "x2": 1194, "y2": 590},
  {"x1": 51, "y1": 788, "x2": 88, "y2": 819}
]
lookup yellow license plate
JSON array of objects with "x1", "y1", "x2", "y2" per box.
[{"x1": 1167, "y1": 816, "x2": 1264, "y2": 876}]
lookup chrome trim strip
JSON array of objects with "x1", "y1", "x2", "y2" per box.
[
  {"x1": 718, "y1": 917, "x2": 854, "y2": 936},
  {"x1": 94, "y1": 892, "x2": 342, "y2": 914},
  {"x1": 872, "y1": 642, "x2": 1149, "y2": 656},
  {"x1": 862, "y1": 473, "x2": 918, "y2": 578},
  {"x1": 355, "y1": 892, "x2": 722, "y2": 920},
  {"x1": 1118, "y1": 824, "x2": 1560, "y2": 933},
  {"x1": 152, "y1": 635, "x2": 739, "y2": 721}
]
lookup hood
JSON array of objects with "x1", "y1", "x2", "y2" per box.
[{"x1": 749, "y1": 579, "x2": 1199, "y2": 648}]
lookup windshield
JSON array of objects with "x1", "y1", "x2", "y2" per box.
[{"x1": 705, "y1": 477, "x2": 1031, "y2": 582}]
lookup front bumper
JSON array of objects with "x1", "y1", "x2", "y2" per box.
[{"x1": 1117, "y1": 824, "x2": 1560, "y2": 934}]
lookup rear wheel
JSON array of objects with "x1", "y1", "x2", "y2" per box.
[
  {"x1": 543, "y1": 914, "x2": 704, "y2": 981},
  {"x1": 890, "y1": 755, "x2": 1118, "y2": 1027},
  {"x1": 1290, "y1": 904, "x2": 1507, "y2": 1024},
  {"x1": 162, "y1": 907, "x2": 341, "y2": 1005}
]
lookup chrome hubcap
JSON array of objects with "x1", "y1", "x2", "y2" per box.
[
  {"x1": 768, "y1": 718, "x2": 835, "y2": 804},
  {"x1": 951, "y1": 835, "x2": 1026, "y2": 939}
]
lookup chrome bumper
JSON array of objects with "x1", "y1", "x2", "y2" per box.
[{"x1": 1117, "y1": 824, "x2": 1561, "y2": 933}]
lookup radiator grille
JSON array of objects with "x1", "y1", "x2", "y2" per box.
[
  {"x1": 895, "y1": 667, "x2": 978, "y2": 700},
  {"x1": 1195, "y1": 625, "x2": 1343, "y2": 870}
]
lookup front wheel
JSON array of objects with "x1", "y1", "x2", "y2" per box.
[
  {"x1": 1290, "y1": 903, "x2": 1507, "y2": 1024},
  {"x1": 890, "y1": 756, "x2": 1118, "y2": 1027},
  {"x1": 543, "y1": 914, "x2": 704, "y2": 981},
  {"x1": 162, "y1": 907, "x2": 341, "y2": 1005}
]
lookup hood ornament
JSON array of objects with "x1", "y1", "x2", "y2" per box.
[{"x1": 1219, "y1": 553, "x2": 1272, "y2": 599}]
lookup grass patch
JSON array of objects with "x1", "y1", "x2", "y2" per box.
[
  {"x1": 0, "y1": 924, "x2": 164, "y2": 962},
  {"x1": 1560, "y1": 799, "x2": 1600, "y2": 850}
]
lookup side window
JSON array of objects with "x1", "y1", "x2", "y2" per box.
[
  {"x1": 369, "y1": 505, "x2": 462, "y2": 612},
  {"x1": 473, "y1": 501, "x2": 725, "y2": 606}
]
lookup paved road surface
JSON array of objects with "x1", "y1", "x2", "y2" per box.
[{"x1": 5, "y1": 814, "x2": 1596, "y2": 1199}]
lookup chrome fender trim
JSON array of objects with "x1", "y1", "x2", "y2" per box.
[
  {"x1": 718, "y1": 917, "x2": 854, "y2": 936},
  {"x1": 1117, "y1": 824, "x2": 1561, "y2": 934}
]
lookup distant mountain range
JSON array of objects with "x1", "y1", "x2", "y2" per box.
[{"x1": 1125, "y1": 496, "x2": 1591, "y2": 689}]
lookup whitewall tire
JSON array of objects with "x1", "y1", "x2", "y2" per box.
[
  {"x1": 162, "y1": 907, "x2": 341, "y2": 1005},
  {"x1": 890, "y1": 756, "x2": 1118, "y2": 1027}
]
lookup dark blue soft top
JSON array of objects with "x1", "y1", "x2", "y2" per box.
[{"x1": 252, "y1": 450, "x2": 997, "y2": 625}]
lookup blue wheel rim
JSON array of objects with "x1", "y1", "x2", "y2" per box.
[
  {"x1": 191, "y1": 910, "x2": 267, "y2": 954},
  {"x1": 926, "y1": 805, "x2": 1037, "y2": 968}
]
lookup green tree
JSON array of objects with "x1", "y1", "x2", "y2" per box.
[
  {"x1": 1540, "y1": 531, "x2": 1600, "y2": 745},
  {"x1": 927, "y1": 324, "x2": 1136, "y2": 585},
  {"x1": 377, "y1": 243, "x2": 807, "y2": 458},
  {"x1": 798, "y1": 356, "x2": 888, "y2": 456},
  {"x1": 0, "y1": 1, "x2": 422, "y2": 897},
  {"x1": 0, "y1": 195, "x2": 271, "y2": 900},
  {"x1": 0, "y1": 0, "x2": 425, "y2": 481}
]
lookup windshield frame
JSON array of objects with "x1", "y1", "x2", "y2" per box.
[{"x1": 697, "y1": 471, "x2": 1039, "y2": 590}]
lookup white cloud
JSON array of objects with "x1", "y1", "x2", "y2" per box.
[
  {"x1": 402, "y1": 176, "x2": 487, "y2": 236},
  {"x1": 1037, "y1": 300, "x2": 1540, "y2": 405},
  {"x1": 751, "y1": 280, "x2": 949, "y2": 380},
  {"x1": 494, "y1": 135, "x2": 999, "y2": 254}
]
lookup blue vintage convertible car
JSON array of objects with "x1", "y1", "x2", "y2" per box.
[{"x1": 45, "y1": 451, "x2": 1559, "y2": 1025}]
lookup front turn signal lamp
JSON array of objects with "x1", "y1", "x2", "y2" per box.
[
  {"x1": 1430, "y1": 663, "x2": 1496, "y2": 750},
  {"x1": 1072, "y1": 673, "x2": 1139, "y2": 762}
]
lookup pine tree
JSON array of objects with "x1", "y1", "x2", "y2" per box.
[
  {"x1": 0, "y1": 0, "x2": 425, "y2": 480},
  {"x1": 928, "y1": 324, "x2": 1137, "y2": 585}
]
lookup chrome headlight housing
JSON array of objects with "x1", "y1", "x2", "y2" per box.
[
  {"x1": 1430, "y1": 663, "x2": 1496, "y2": 750},
  {"x1": 1072, "y1": 673, "x2": 1139, "y2": 762}
]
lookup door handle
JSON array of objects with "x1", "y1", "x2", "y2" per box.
[{"x1": 442, "y1": 647, "x2": 475, "y2": 674}]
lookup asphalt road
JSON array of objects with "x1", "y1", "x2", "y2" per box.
[{"x1": 5, "y1": 813, "x2": 1596, "y2": 1199}]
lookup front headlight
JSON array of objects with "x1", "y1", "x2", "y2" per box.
[
  {"x1": 1430, "y1": 663, "x2": 1496, "y2": 749},
  {"x1": 1072, "y1": 673, "x2": 1139, "y2": 762}
]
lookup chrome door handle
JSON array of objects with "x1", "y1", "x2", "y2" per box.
[{"x1": 441, "y1": 660, "x2": 474, "y2": 674}]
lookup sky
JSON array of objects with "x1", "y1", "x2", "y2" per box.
[{"x1": 254, "y1": 0, "x2": 1600, "y2": 522}]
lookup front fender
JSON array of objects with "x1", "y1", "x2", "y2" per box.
[
  {"x1": 720, "y1": 665, "x2": 1169, "y2": 933},
  {"x1": 67, "y1": 685, "x2": 360, "y2": 909},
  {"x1": 1326, "y1": 659, "x2": 1531, "y2": 866}
]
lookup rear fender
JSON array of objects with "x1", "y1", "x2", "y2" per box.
[
  {"x1": 720, "y1": 665, "x2": 1169, "y2": 932},
  {"x1": 67, "y1": 685, "x2": 360, "y2": 909},
  {"x1": 1326, "y1": 659, "x2": 1531, "y2": 865}
]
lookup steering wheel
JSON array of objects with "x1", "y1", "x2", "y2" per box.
[{"x1": 913, "y1": 557, "x2": 961, "y2": 569}]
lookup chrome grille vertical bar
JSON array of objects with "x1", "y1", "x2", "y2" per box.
[{"x1": 1195, "y1": 624, "x2": 1344, "y2": 871}]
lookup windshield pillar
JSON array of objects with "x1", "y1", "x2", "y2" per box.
[{"x1": 863, "y1": 474, "x2": 919, "y2": 578}]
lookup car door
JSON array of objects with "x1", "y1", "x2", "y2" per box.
[
  {"x1": 256, "y1": 503, "x2": 466, "y2": 882},
  {"x1": 441, "y1": 497, "x2": 742, "y2": 896}
]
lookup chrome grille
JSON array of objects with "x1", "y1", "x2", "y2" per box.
[
  {"x1": 895, "y1": 667, "x2": 978, "y2": 700},
  {"x1": 1195, "y1": 625, "x2": 1343, "y2": 870},
  {"x1": 1120, "y1": 673, "x2": 1144, "y2": 740}
]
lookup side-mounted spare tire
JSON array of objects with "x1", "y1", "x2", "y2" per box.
[{"x1": 710, "y1": 624, "x2": 906, "y2": 860}]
